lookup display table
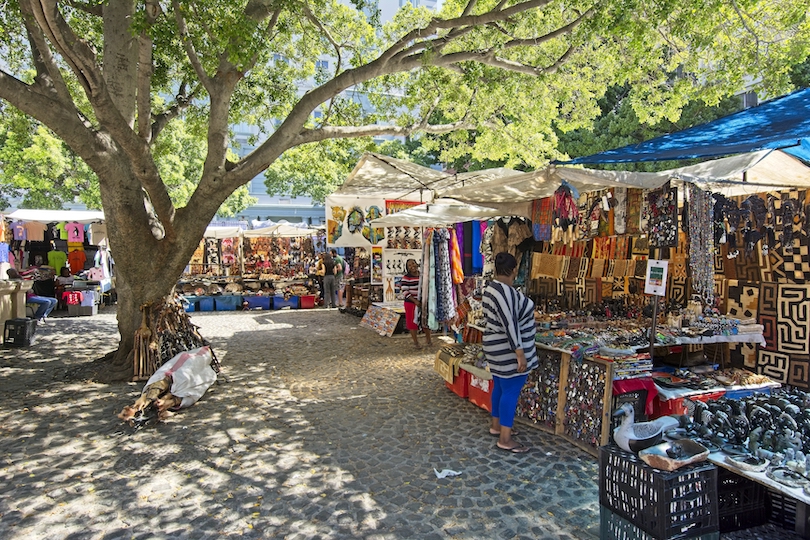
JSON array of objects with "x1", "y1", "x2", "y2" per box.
[
  {"x1": 652, "y1": 380, "x2": 781, "y2": 417},
  {"x1": 708, "y1": 452, "x2": 810, "y2": 537}
]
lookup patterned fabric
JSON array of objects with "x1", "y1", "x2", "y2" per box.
[
  {"x1": 725, "y1": 280, "x2": 760, "y2": 369},
  {"x1": 590, "y1": 258, "x2": 606, "y2": 278},
  {"x1": 449, "y1": 228, "x2": 464, "y2": 284},
  {"x1": 480, "y1": 223, "x2": 494, "y2": 279},
  {"x1": 601, "y1": 277, "x2": 614, "y2": 299},
  {"x1": 758, "y1": 281, "x2": 778, "y2": 352},
  {"x1": 614, "y1": 236, "x2": 630, "y2": 260},
  {"x1": 668, "y1": 277, "x2": 689, "y2": 307},
  {"x1": 584, "y1": 278, "x2": 601, "y2": 305},
  {"x1": 614, "y1": 187, "x2": 627, "y2": 235},
  {"x1": 776, "y1": 283, "x2": 810, "y2": 356},
  {"x1": 625, "y1": 189, "x2": 644, "y2": 234},
  {"x1": 633, "y1": 259, "x2": 647, "y2": 279},
  {"x1": 566, "y1": 257, "x2": 581, "y2": 280},
  {"x1": 531, "y1": 197, "x2": 553, "y2": 241},
  {"x1": 434, "y1": 229, "x2": 455, "y2": 323}
]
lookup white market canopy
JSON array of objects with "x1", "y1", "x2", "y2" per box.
[
  {"x1": 370, "y1": 199, "x2": 504, "y2": 227},
  {"x1": 243, "y1": 223, "x2": 317, "y2": 238},
  {"x1": 337, "y1": 152, "x2": 523, "y2": 201},
  {"x1": 203, "y1": 226, "x2": 243, "y2": 239},
  {"x1": 439, "y1": 149, "x2": 810, "y2": 207},
  {"x1": 6, "y1": 209, "x2": 105, "y2": 224}
]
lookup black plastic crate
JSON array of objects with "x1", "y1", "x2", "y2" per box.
[
  {"x1": 717, "y1": 467, "x2": 767, "y2": 532},
  {"x1": 600, "y1": 505, "x2": 720, "y2": 540},
  {"x1": 599, "y1": 444, "x2": 719, "y2": 540},
  {"x1": 611, "y1": 389, "x2": 649, "y2": 431},
  {"x1": 766, "y1": 488, "x2": 797, "y2": 530},
  {"x1": 3, "y1": 318, "x2": 36, "y2": 347}
]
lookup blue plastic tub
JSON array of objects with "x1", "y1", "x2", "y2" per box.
[
  {"x1": 273, "y1": 296, "x2": 299, "y2": 309},
  {"x1": 215, "y1": 295, "x2": 242, "y2": 311},
  {"x1": 243, "y1": 296, "x2": 272, "y2": 310},
  {"x1": 198, "y1": 296, "x2": 215, "y2": 311}
]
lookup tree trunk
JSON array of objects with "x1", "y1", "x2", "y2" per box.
[{"x1": 93, "y1": 159, "x2": 208, "y2": 382}]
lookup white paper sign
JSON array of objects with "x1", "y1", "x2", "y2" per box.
[{"x1": 644, "y1": 259, "x2": 669, "y2": 296}]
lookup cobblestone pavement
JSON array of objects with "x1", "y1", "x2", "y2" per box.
[{"x1": 0, "y1": 308, "x2": 804, "y2": 539}]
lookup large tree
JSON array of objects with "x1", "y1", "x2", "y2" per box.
[{"x1": 0, "y1": 0, "x2": 807, "y2": 380}]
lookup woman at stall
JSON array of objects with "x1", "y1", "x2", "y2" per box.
[
  {"x1": 322, "y1": 252, "x2": 337, "y2": 309},
  {"x1": 482, "y1": 252, "x2": 538, "y2": 453},
  {"x1": 401, "y1": 259, "x2": 432, "y2": 349}
]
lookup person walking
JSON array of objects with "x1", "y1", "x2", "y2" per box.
[
  {"x1": 6, "y1": 268, "x2": 58, "y2": 323},
  {"x1": 330, "y1": 249, "x2": 346, "y2": 308},
  {"x1": 482, "y1": 252, "x2": 538, "y2": 453},
  {"x1": 322, "y1": 252, "x2": 337, "y2": 309},
  {"x1": 401, "y1": 259, "x2": 432, "y2": 349}
]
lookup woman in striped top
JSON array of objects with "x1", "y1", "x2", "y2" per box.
[
  {"x1": 482, "y1": 252, "x2": 538, "y2": 453},
  {"x1": 402, "y1": 259, "x2": 432, "y2": 349}
]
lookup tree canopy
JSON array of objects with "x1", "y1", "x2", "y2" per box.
[{"x1": 0, "y1": 0, "x2": 808, "y2": 379}]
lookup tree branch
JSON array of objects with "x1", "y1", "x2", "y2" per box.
[
  {"x1": 150, "y1": 83, "x2": 202, "y2": 140},
  {"x1": 171, "y1": 0, "x2": 213, "y2": 93},
  {"x1": 19, "y1": 1, "x2": 77, "y2": 110},
  {"x1": 63, "y1": 0, "x2": 102, "y2": 16},
  {"x1": 26, "y1": 0, "x2": 104, "y2": 97},
  {"x1": 378, "y1": 0, "x2": 554, "y2": 65}
]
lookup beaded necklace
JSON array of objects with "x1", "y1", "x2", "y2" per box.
[{"x1": 688, "y1": 184, "x2": 715, "y2": 306}]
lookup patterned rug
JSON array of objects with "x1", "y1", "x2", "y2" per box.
[
  {"x1": 625, "y1": 189, "x2": 643, "y2": 234},
  {"x1": 725, "y1": 280, "x2": 760, "y2": 368},
  {"x1": 758, "y1": 281, "x2": 778, "y2": 352},
  {"x1": 776, "y1": 283, "x2": 810, "y2": 356}
]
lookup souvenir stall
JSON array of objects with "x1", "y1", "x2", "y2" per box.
[
  {"x1": 329, "y1": 152, "x2": 526, "y2": 322},
  {"x1": 2, "y1": 209, "x2": 113, "y2": 317},
  {"x1": 428, "y1": 150, "x2": 810, "y2": 460},
  {"x1": 177, "y1": 223, "x2": 321, "y2": 311}
]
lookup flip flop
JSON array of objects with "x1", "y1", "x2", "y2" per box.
[
  {"x1": 495, "y1": 443, "x2": 530, "y2": 454},
  {"x1": 489, "y1": 429, "x2": 520, "y2": 437},
  {"x1": 413, "y1": 344, "x2": 423, "y2": 350}
]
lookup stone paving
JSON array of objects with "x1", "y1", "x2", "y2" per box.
[{"x1": 0, "y1": 307, "x2": 804, "y2": 539}]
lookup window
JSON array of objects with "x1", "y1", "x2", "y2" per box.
[{"x1": 315, "y1": 60, "x2": 329, "y2": 70}]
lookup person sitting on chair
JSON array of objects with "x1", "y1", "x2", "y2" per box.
[{"x1": 6, "y1": 268, "x2": 58, "y2": 324}]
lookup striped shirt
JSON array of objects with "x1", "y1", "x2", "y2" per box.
[
  {"x1": 400, "y1": 273, "x2": 420, "y2": 302},
  {"x1": 482, "y1": 280, "x2": 538, "y2": 378}
]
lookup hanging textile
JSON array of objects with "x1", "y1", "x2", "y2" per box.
[
  {"x1": 647, "y1": 182, "x2": 678, "y2": 248},
  {"x1": 688, "y1": 184, "x2": 715, "y2": 306},
  {"x1": 531, "y1": 197, "x2": 553, "y2": 241},
  {"x1": 472, "y1": 221, "x2": 484, "y2": 274},
  {"x1": 481, "y1": 222, "x2": 495, "y2": 279},
  {"x1": 462, "y1": 221, "x2": 473, "y2": 275},
  {"x1": 449, "y1": 228, "x2": 464, "y2": 284},
  {"x1": 551, "y1": 184, "x2": 579, "y2": 245}
]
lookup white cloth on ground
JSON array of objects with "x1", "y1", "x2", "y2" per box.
[{"x1": 143, "y1": 346, "x2": 217, "y2": 408}]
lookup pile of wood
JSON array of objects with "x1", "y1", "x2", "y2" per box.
[{"x1": 133, "y1": 295, "x2": 219, "y2": 381}]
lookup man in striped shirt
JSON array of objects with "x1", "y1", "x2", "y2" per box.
[{"x1": 482, "y1": 252, "x2": 538, "y2": 453}]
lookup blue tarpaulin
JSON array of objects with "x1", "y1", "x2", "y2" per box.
[{"x1": 559, "y1": 87, "x2": 810, "y2": 165}]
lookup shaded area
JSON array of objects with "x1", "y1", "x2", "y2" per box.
[{"x1": 0, "y1": 310, "x2": 802, "y2": 539}]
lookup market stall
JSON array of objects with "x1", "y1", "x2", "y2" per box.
[
  {"x1": 2, "y1": 209, "x2": 113, "y2": 317},
  {"x1": 178, "y1": 223, "x2": 322, "y2": 311}
]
